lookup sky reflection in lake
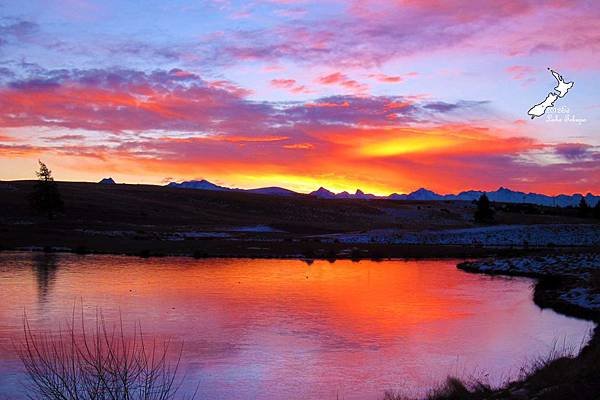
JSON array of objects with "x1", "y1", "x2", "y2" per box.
[{"x1": 0, "y1": 253, "x2": 594, "y2": 399}]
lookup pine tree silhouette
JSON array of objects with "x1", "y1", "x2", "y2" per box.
[
  {"x1": 474, "y1": 193, "x2": 494, "y2": 223},
  {"x1": 29, "y1": 161, "x2": 64, "y2": 219},
  {"x1": 577, "y1": 197, "x2": 589, "y2": 218}
]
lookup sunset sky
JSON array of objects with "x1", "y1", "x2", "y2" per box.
[{"x1": 0, "y1": 0, "x2": 598, "y2": 195}]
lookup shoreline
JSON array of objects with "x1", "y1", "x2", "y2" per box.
[
  {"x1": 2, "y1": 237, "x2": 598, "y2": 261},
  {"x1": 451, "y1": 254, "x2": 600, "y2": 399},
  {"x1": 458, "y1": 254, "x2": 600, "y2": 322}
]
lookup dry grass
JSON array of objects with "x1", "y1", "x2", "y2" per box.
[
  {"x1": 382, "y1": 334, "x2": 600, "y2": 400},
  {"x1": 382, "y1": 377, "x2": 493, "y2": 400}
]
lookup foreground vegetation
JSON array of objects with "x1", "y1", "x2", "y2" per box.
[
  {"x1": 384, "y1": 332, "x2": 599, "y2": 399},
  {"x1": 18, "y1": 312, "x2": 193, "y2": 400},
  {"x1": 383, "y1": 328, "x2": 600, "y2": 400}
]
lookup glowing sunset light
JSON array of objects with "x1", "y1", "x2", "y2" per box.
[
  {"x1": 224, "y1": 173, "x2": 397, "y2": 197},
  {"x1": 1, "y1": 3, "x2": 600, "y2": 399},
  {"x1": 360, "y1": 134, "x2": 459, "y2": 157},
  {"x1": 0, "y1": 0, "x2": 597, "y2": 195}
]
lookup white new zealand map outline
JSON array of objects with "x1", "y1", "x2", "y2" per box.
[{"x1": 527, "y1": 68, "x2": 574, "y2": 119}]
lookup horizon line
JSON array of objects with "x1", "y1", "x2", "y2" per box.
[{"x1": 2, "y1": 177, "x2": 598, "y2": 198}]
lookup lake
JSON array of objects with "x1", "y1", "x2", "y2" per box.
[{"x1": 0, "y1": 252, "x2": 594, "y2": 399}]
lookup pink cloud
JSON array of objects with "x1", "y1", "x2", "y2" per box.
[
  {"x1": 270, "y1": 78, "x2": 311, "y2": 93},
  {"x1": 505, "y1": 65, "x2": 535, "y2": 81},
  {"x1": 369, "y1": 73, "x2": 402, "y2": 83},
  {"x1": 317, "y1": 72, "x2": 367, "y2": 94},
  {"x1": 203, "y1": 0, "x2": 600, "y2": 71}
]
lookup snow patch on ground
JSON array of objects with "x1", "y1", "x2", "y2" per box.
[
  {"x1": 560, "y1": 288, "x2": 600, "y2": 310},
  {"x1": 16, "y1": 246, "x2": 72, "y2": 252},
  {"x1": 325, "y1": 224, "x2": 600, "y2": 247},
  {"x1": 163, "y1": 231, "x2": 231, "y2": 241},
  {"x1": 462, "y1": 254, "x2": 600, "y2": 276},
  {"x1": 78, "y1": 229, "x2": 138, "y2": 237},
  {"x1": 223, "y1": 225, "x2": 285, "y2": 232},
  {"x1": 462, "y1": 254, "x2": 600, "y2": 311},
  {"x1": 78, "y1": 227, "x2": 282, "y2": 240}
]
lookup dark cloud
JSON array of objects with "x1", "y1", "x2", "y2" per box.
[
  {"x1": 0, "y1": 67, "x2": 490, "y2": 134},
  {"x1": 423, "y1": 102, "x2": 459, "y2": 113},
  {"x1": 0, "y1": 19, "x2": 39, "y2": 39},
  {"x1": 0, "y1": 67, "x2": 273, "y2": 134},
  {"x1": 554, "y1": 143, "x2": 595, "y2": 160}
]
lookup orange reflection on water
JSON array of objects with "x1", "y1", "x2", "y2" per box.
[{"x1": 0, "y1": 254, "x2": 594, "y2": 399}]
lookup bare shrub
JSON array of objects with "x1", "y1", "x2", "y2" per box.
[{"x1": 17, "y1": 310, "x2": 195, "y2": 400}]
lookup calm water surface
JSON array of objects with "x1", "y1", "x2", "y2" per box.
[{"x1": 0, "y1": 252, "x2": 594, "y2": 399}]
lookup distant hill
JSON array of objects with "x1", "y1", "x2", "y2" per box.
[
  {"x1": 166, "y1": 180, "x2": 299, "y2": 197},
  {"x1": 98, "y1": 177, "x2": 116, "y2": 184},
  {"x1": 167, "y1": 179, "x2": 228, "y2": 191},
  {"x1": 166, "y1": 179, "x2": 598, "y2": 207},
  {"x1": 449, "y1": 187, "x2": 598, "y2": 207},
  {"x1": 245, "y1": 187, "x2": 298, "y2": 197},
  {"x1": 311, "y1": 186, "x2": 599, "y2": 207},
  {"x1": 386, "y1": 188, "x2": 442, "y2": 201}
]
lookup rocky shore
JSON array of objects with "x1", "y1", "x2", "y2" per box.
[{"x1": 459, "y1": 253, "x2": 600, "y2": 318}]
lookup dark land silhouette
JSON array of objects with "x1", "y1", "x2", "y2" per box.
[{"x1": 0, "y1": 180, "x2": 597, "y2": 259}]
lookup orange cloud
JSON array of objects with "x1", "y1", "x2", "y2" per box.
[
  {"x1": 0, "y1": 68, "x2": 597, "y2": 196},
  {"x1": 369, "y1": 73, "x2": 413, "y2": 83},
  {"x1": 304, "y1": 101, "x2": 350, "y2": 108},
  {"x1": 283, "y1": 143, "x2": 314, "y2": 149},
  {"x1": 221, "y1": 135, "x2": 289, "y2": 143}
]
